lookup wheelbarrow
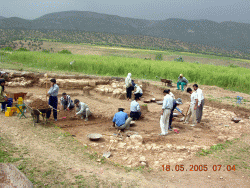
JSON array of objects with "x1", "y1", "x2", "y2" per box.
[{"x1": 31, "y1": 108, "x2": 51, "y2": 126}]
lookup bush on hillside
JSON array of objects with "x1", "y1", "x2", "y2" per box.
[
  {"x1": 155, "y1": 54, "x2": 163, "y2": 61},
  {"x1": 16, "y1": 48, "x2": 29, "y2": 51},
  {"x1": 174, "y1": 56, "x2": 184, "y2": 62},
  {"x1": 58, "y1": 49, "x2": 72, "y2": 54},
  {"x1": 1, "y1": 47, "x2": 13, "y2": 51},
  {"x1": 42, "y1": 49, "x2": 50, "y2": 53}
]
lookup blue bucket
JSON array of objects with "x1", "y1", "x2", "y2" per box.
[{"x1": 7, "y1": 98, "x2": 13, "y2": 107}]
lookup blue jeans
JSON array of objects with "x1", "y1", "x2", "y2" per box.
[
  {"x1": 1, "y1": 102, "x2": 8, "y2": 111},
  {"x1": 46, "y1": 96, "x2": 58, "y2": 120}
]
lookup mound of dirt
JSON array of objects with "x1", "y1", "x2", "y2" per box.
[{"x1": 29, "y1": 99, "x2": 50, "y2": 110}]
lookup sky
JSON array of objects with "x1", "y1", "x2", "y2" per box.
[{"x1": 0, "y1": 0, "x2": 250, "y2": 22}]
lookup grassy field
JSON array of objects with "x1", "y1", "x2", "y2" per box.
[{"x1": 1, "y1": 50, "x2": 250, "y2": 93}]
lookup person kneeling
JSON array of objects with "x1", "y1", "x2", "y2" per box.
[
  {"x1": 74, "y1": 99, "x2": 91, "y2": 121},
  {"x1": 130, "y1": 96, "x2": 141, "y2": 120},
  {"x1": 60, "y1": 93, "x2": 74, "y2": 111},
  {"x1": 113, "y1": 108, "x2": 132, "y2": 131}
]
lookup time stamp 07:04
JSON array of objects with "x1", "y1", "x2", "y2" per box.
[{"x1": 162, "y1": 165, "x2": 236, "y2": 172}]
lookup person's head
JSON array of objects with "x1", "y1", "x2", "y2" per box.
[
  {"x1": 50, "y1": 78, "x2": 56, "y2": 86},
  {"x1": 193, "y1": 84, "x2": 198, "y2": 91},
  {"x1": 134, "y1": 96, "x2": 140, "y2": 101},
  {"x1": 118, "y1": 108, "x2": 125, "y2": 112},
  {"x1": 179, "y1": 74, "x2": 183, "y2": 78},
  {"x1": 74, "y1": 99, "x2": 80, "y2": 106},
  {"x1": 62, "y1": 92, "x2": 67, "y2": 99},
  {"x1": 176, "y1": 98, "x2": 183, "y2": 105},
  {"x1": 0, "y1": 79, "x2": 5, "y2": 86},
  {"x1": 127, "y1": 73, "x2": 131, "y2": 78},
  {"x1": 163, "y1": 89, "x2": 170, "y2": 95},
  {"x1": 187, "y1": 87, "x2": 192, "y2": 94}
]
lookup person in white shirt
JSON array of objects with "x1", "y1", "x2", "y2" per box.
[
  {"x1": 74, "y1": 99, "x2": 91, "y2": 121},
  {"x1": 130, "y1": 96, "x2": 141, "y2": 120},
  {"x1": 193, "y1": 84, "x2": 205, "y2": 123},
  {"x1": 184, "y1": 88, "x2": 198, "y2": 127},
  {"x1": 133, "y1": 84, "x2": 143, "y2": 99},
  {"x1": 125, "y1": 73, "x2": 133, "y2": 101},
  {"x1": 159, "y1": 89, "x2": 173, "y2": 136}
]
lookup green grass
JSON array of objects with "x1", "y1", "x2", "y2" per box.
[{"x1": 1, "y1": 50, "x2": 250, "y2": 93}]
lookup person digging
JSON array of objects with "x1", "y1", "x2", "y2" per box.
[
  {"x1": 112, "y1": 108, "x2": 132, "y2": 131},
  {"x1": 184, "y1": 88, "x2": 198, "y2": 127},
  {"x1": 60, "y1": 92, "x2": 75, "y2": 111},
  {"x1": 168, "y1": 98, "x2": 185, "y2": 131},
  {"x1": 74, "y1": 99, "x2": 91, "y2": 121},
  {"x1": 130, "y1": 96, "x2": 141, "y2": 120}
]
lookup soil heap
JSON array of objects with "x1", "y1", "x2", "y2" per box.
[{"x1": 29, "y1": 99, "x2": 50, "y2": 110}]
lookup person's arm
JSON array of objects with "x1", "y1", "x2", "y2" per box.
[
  {"x1": 177, "y1": 76, "x2": 180, "y2": 82},
  {"x1": 194, "y1": 99, "x2": 198, "y2": 110},
  {"x1": 197, "y1": 90, "x2": 201, "y2": 106},
  {"x1": 112, "y1": 115, "x2": 116, "y2": 126},
  {"x1": 162, "y1": 97, "x2": 166, "y2": 115},
  {"x1": 67, "y1": 96, "x2": 71, "y2": 109},
  {"x1": 0, "y1": 86, "x2": 5, "y2": 101},
  {"x1": 137, "y1": 104, "x2": 141, "y2": 111},
  {"x1": 184, "y1": 77, "x2": 188, "y2": 84}
]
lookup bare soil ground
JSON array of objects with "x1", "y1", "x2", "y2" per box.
[{"x1": 1, "y1": 71, "x2": 250, "y2": 187}]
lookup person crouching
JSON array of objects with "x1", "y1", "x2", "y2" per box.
[
  {"x1": 74, "y1": 99, "x2": 91, "y2": 121},
  {"x1": 130, "y1": 96, "x2": 141, "y2": 120},
  {"x1": 113, "y1": 108, "x2": 132, "y2": 131},
  {"x1": 60, "y1": 93, "x2": 74, "y2": 111}
]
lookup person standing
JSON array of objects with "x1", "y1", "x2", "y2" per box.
[
  {"x1": 159, "y1": 89, "x2": 173, "y2": 136},
  {"x1": 125, "y1": 73, "x2": 133, "y2": 101},
  {"x1": 177, "y1": 74, "x2": 188, "y2": 91},
  {"x1": 46, "y1": 78, "x2": 59, "y2": 121},
  {"x1": 133, "y1": 84, "x2": 143, "y2": 99},
  {"x1": 0, "y1": 79, "x2": 8, "y2": 112},
  {"x1": 169, "y1": 98, "x2": 184, "y2": 131},
  {"x1": 74, "y1": 99, "x2": 91, "y2": 121},
  {"x1": 193, "y1": 84, "x2": 205, "y2": 123},
  {"x1": 130, "y1": 96, "x2": 141, "y2": 120},
  {"x1": 113, "y1": 108, "x2": 132, "y2": 130},
  {"x1": 60, "y1": 93, "x2": 74, "y2": 111},
  {"x1": 184, "y1": 88, "x2": 198, "y2": 127}
]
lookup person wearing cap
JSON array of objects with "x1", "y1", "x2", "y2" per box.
[
  {"x1": 125, "y1": 73, "x2": 133, "y2": 101},
  {"x1": 0, "y1": 79, "x2": 8, "y2": 112},
  {"x1": 159, "y1": 89, "x2": 173, "y2": 136},
  {"x1": 184, "y1": 88, "x2": 198, "y2": 127},
  {"x1": 74, "y1": 99, "x2": 91, "y2": 121},
  {"x1": 168, "y1": 98, "x2": 184, "y2": 131},
  {"x1": 133, "y1": 84, "x2": 143, "y2": 99},
  {"x1": 193, "y1": 84, "x2": 205, "y2": 123},
  {"x1": 113, "y1": 108, "x2": 132, "y2": 130},
  {"x1": 177, "y1": 74, "x2": 188, "y2": 91},
  {"x1": 130, "y1": 96, "x2": 141, "y2": 120},
  {"x1": 46, "y1": 78, "x2": 59, "y2": 121},
  {"x1": 60, "y1": 92, "x2": 74, "y2": 111}
]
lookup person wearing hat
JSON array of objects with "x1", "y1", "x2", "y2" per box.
[
  {"x1": 133, "y1": 84, "x2": 143, "y2": 99},
  {"x1": 159, "y1": 89, "x2": 173, "y2": 136},
  {"x1": 177, "y1": 74, "x2": 188, "y2": 91},
  {"x1": 60, "y1": 92, "x2": 74, "y2": 111},
  {"x1": 168, "y1": 98, "x2": 185, "y2": 131},
  {"x1": 113, "y1": 108, "x2": 132, "y2": 130},
  {"x1": 0, "y1": 79, "x2": 8, "y2": 112},
  {"x1": 74, "y1": 99, "x2": 91, "y2": 121},
  {"x1": 130, "y1": 96, "x2": 141, "y2": 120},
  {"x1": 46, "y1": 78, "x2": 59, "y2": 121}
]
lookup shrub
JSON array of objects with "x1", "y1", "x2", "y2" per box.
[
  {"x1": 58, "y1": 49, "x2": 72, "y2": 54},
  {"x1": 1, "y1": 47, "x2": 13, "y2": 51},
  {"x1": 155, "y1": 54, "x2": 163, "y2": 61},
  {"x1": 42, "y1": 49, "x2": 50, "y2": 53},
  {"x1": 174, "y1": 56, "x2": 184, "y2": 62},
  {"x1": 16, "y1": 48, "x2": 29, "y2": 52}
]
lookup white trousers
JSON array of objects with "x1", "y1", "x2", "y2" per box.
[
  {"x1": 77, "y1": 108, "x2": 91, "y2": 118},
  {"x1": 160, "y1": 109, "x2": 171, "y2": 135},
  {"x1": 185, "y1": 104, "x2": 196, "y2": 125}
]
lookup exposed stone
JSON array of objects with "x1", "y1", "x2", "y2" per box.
[
  {"x1": 130, "y1": 135, "x2": 143, "y2": 144},
  {"x1": 139, "y1": 156, "x2": 146, "y2": 162},
  {"x1": 141, "y1": 162, "x2": 147, "y2": 166},
  {"x1": 117, "y1": 142, "x2": 126, "y2": 149}
]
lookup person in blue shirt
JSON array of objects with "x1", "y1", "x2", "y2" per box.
[
  {"x1": 46, "y1": 78, "x2": 59, "y2": 121},
  {"x1": 113, "y1": 108, "x2": 132, "y2": 130},
  {"x1": 169, "y1": 98, "x2": 185, "y2": 131}
]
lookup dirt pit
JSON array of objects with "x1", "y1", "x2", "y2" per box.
[{"x1": 5, "y1": 70, "x2": 250, "y2": 169}]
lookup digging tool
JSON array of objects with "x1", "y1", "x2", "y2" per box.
[
  {"x1": 184, "y1": 104, "x2": 190, "y2": 122},
  {"x1": 45, "y1": 73, "x2": 48, "y2": 102},
  {"x1": 103, "y1": 130, "x2": 121, "y2": 158},
  {"x1": 49, "y1": 105, "x2": 60, "y2": 112}
]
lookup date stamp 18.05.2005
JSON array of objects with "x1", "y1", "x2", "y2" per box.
[{"x1": 162, "y1": 165, "x2": 236, "y2": 172}]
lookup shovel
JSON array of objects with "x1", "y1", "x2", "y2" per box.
[{"x1": 103, "y1": 130, "x2": 121, "y2": 158}]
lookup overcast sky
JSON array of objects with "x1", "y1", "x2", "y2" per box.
[{"x1": 1, "y1": 0, "x2": 250, "y2": 22}]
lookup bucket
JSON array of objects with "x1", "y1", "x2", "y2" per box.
[{"x1": 7, "y1": 98, "x2": 13, "y2": 107}]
